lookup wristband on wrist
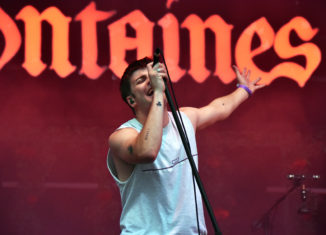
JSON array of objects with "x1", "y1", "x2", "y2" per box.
[{"x1": 237, "y1": 84, "x2": 252, "y2": 97}]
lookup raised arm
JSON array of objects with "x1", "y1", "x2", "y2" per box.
[
  {"x1": 109, "y1": 62, "x2": 167, "y2": 165},
  {"x1": 182, "y1": 65, "x2": 265, "y2": 131}
]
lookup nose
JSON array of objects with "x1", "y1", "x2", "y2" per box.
[{"x1": 147, "y1": 77, "x2": 152, "y2": 87}]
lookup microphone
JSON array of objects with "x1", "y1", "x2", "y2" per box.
[
  {"x1": 152, "y1": 48, "x2": 167, "y2": 83},
  {"x1": 153, "y1": 48, "x2": 161, "y2": 66}
]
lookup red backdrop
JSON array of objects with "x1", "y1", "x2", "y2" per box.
[{"x1": 0, "y1": 0, "x2": 325, "y2": 234}]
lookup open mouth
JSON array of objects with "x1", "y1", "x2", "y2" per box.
[{"x1": 146, "y1": 88, "x2": 153, "y2": 96}]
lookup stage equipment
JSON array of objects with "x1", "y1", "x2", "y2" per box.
[{"x1": 252, "y1": 173, "x2": 320, "y2": 235}]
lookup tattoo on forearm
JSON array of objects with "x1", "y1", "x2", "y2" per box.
[
  {"x1": 145, "y1": 129, "x2": 150, "y2": 140},
  {"x1": 156, "y1": 101, "x2": 162, "y2": 106},
  {"x1": 128, "y1": 145, "x2": 133, "y2": 155}
]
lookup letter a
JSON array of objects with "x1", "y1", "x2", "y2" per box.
[{"x1": 108, "y1": 10, "x2": 154, "y2": 78}]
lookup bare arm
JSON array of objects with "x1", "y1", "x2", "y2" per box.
[
  {"x1": 109, "y1": 63, "x2": 167, "y2": 165},
  {"x1": 182, "y1": 65, "x2": 266, "y2": 131}
]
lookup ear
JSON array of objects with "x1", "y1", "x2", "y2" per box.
[{"x1": 126, "y1": 95, "x2": 136, "y2": 108}]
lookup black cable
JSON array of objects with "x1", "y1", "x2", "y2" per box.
[
  {"x1": 193, "y1": 174, "x2": 201, "y2": 235},
  {"x1": 161, "y1": 52, "x2": 201, "y2": 234},
  {"x1": 161, "y1": 53, "x2": 191, "y2": 150}
]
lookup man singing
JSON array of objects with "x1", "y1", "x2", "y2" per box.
[{"x1": 107, "y1": 57, "x2": 265, "y2": 234}]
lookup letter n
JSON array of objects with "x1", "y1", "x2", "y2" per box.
[
  {"x1": 16, "y1": 6, "x2": 75, "y2": 77},
  {"x1": 75, "y1": 2, "x2": 115, "y2": 79}
]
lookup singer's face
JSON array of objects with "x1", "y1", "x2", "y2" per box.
[{"x1": 129, "y1": 68, "x2": 154, "y2": 109}]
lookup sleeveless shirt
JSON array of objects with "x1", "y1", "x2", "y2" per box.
[{"x1": 107, "y1": 112, "x2": 207, "y2": 234}]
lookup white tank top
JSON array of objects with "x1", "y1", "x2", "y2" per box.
[{"x1": 107, "y1": 112, "x2": 207, "y2": 234}]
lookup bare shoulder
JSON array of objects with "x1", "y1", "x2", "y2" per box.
[
  {"x1": 108, "y1": 128, "x2": 138, "y2": 181},
  {"x1": 179, "y1": 107, "x2": 199, "y2": 131},
  {"x1": 108, "y1": 127, "x2": 138, "y2": 153}
]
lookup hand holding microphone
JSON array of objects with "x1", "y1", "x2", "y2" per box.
[{"x1": 147, "y1": 48, "x2": 167, "y2": 93}]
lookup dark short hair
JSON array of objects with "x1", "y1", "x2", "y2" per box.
[{"x1": 120, "y1": 57, "x2": 153, "y2": 113}]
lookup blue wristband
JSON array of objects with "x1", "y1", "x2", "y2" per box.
[{"x1": 237, "y1": 84, "x2": 252, "y2": 97}]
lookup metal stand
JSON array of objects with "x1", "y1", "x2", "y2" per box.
[
  {"x1": 163, "y1": 78, "x2": 222, "y2": 235},
  {"x1": 252, "y1": 174, "x2": 320, "y2": 235},
  {"x1": 251, "y1": 183, "x2": 299, "y2": 235}
]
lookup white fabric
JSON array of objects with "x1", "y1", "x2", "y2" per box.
[{"x1": 107, "y1": 112, "x2": 207, "y2": 235}]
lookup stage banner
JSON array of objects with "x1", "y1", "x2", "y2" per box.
[{"x1": 0, "y1": 1, "x2": 325, "y2": 234}]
